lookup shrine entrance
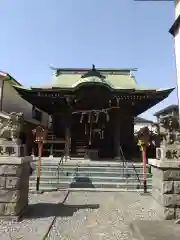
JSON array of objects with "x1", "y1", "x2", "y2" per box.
[
  {"x1": 70, "y1": 109, "x2": 114, "y2": 160},
  {"x1": 12, "y1": 65, "x2": 173, "y2": 161}
]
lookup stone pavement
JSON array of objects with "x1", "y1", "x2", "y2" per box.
[
  {"x1": 0, "y1": 191, "x2": 162, "y2": 240},
  {"x1": 130, "y1": 220, "x2": 180, "y2": 240},
  {"x1": 46, "y1": 191, "x2": 159, "y2": 240},
  {"x1": 0, "y1": 191, "x2": 68, "y2": 240}
]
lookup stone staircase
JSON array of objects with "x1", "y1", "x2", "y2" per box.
[{"x1": 29, "y1": 158, "x2": 152, "y2": 192}]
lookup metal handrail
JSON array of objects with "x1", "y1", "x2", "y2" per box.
[
  {"x1": 131, "y1": 163, "x2": 141, "y2": 186},
  {"x1": 57, "y1": 153, "x2": 65, "y2": 186},
  {"x1": 119, "y1": 146, "x2": 141, "y2": 188}
]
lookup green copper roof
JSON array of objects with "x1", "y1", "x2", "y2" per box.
[
  {"x1": 13, "y1": 67, "x2": 155, "y2": 91},
  {"x1": 12, "y1": 67, "x2": 175, "y2": 95},
  {"x1": 50, "y1": 72, "x2": 141, "y2": 89}
]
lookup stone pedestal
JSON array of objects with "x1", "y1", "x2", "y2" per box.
[
  {"x1": 0, "y1": 139, "x2": 26, "y2": 157},
  {"x1": 0, "y1": 156, "x2": 32, "y2": 221},
  {"x1": 149, "y1": 158, "x2": 180, "y2": 220},
  {"x1": 156, "y1": 144, "x2": 180, "y2": 161}
]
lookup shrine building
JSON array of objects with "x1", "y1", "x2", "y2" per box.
[{"x1": 13, "y1": 65, "x2": 174, "y2": 160}]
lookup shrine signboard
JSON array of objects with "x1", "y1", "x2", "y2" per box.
[
  {"x1": 156, "y1": 144, "x2": 180, "y2": 161},
  {"x1": 156, "y1": 113, "x2": 180, "y2": 161}
]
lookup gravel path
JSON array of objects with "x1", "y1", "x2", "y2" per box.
[
  {"x1": 0, "y1": 191, "x2": 68, "y2": 240},
  {"x1": 0, "y1": 191, "x2": 160, "y2": 240},
  {"x1": 46, "y1": 191, "x2": 160, "y2": 240}
]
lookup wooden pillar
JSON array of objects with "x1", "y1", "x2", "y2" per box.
[
  {"x1": 120, "y1": 109, "x2": 134, "y2": 160},
  {"x1": 114, "y1": 108, "x2": 121, "y2": 159},
  {"x1": 64, "y1": 110, "x2": 71, "y2": 162}
]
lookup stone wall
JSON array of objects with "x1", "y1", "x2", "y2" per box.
[
  {"x1": 0, "y1": 156, "x2": 31, "y2": 220},
  {"x1": 150, "y1": 159, "x2": 180, "y2": 220}
]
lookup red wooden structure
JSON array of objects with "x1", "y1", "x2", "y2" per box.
[{"x1": 32, "y1": 126, "x2": 47, "y2": 191}]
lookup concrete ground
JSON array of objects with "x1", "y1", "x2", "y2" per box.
[
  {"x1": 0, "y1": 191, "x2": 160, "y2": 240},
  {"x1": 130, "y1": 220, "x2": 180, "y2": 240},
  {"x1": 46, "y1": 191, "x2": 159, "y2": 240}
]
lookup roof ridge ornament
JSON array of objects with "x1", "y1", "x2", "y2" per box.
[
  {"x1": 50, "y1": 65, "x2": 60, "y2": 77},
  {"x1": 81, "y1": 64, "x2": 106, "y2": 80},
  {"x1": 130, "y1": 71, "x2": 133, "y2": 78}
]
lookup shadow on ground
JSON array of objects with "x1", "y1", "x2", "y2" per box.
[
  {"x1": 70, "y1": 177, "x2": 95, "y2": 188},
  {"x1": 22, "y1": 203, "x2": 100, "y2": 219}
]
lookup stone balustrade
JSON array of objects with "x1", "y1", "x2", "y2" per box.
[{"x1": 0, "y1": 156, "x2": 32, "y2": 220}]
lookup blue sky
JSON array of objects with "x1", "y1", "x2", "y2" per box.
[{"x1": 0, "y1": 0, "x2": 176, "y2": 120}]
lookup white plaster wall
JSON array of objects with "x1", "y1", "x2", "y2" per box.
[
  {"x1": 174, "y1": 26, "x2": 180, "y2": 112},
  {"x1": 2, "y1": 81, "x2": 49, "y2": 127},
  {"x1": 175, "y1": 0, "x2": 180, "y2": 19}
]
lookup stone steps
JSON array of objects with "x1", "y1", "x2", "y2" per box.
[
  {"x1": 30, "y1": 175, "x2": 152, "y2": 183},
  {"x1": 36, "y1": 167, "x2": 147, "y2": 174},
  {"x1": 29, "y1": 158, "x2": 152, "y2": 192},
  {"x1": 29, "y1": 186, "x2": 149, "y2": 192},
  {"x1": 32, "y1": 158, "x2": 143, "y2": 166},
  {"x1": 29, "y1": 181, "x2": 152, "y2": 191},
  {"x1": 33, "y1": 170, "x2": 151, "y2": 177},
  {"x1": 32, "y1": 163, "x2": 147, "y2": 172}
]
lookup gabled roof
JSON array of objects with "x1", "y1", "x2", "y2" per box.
[
  {"x1": 11, "y1": 66, "x2": 175, "y2": 116},
  {"x1": 13, "y1": 66, "x2": 173, "y2": 92},
  {"x1": 13, "y1": 66, "x2": 146, "y2": 91},
  {"x1": 0, "y1": 71, "x2": 22, "y2": 86},
  {"x1": 48, "y1": 66, "x2": 142, "y2": 90},
  {"x1": 154, "y1": 104, "x2": 179, "y2": 117}
]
